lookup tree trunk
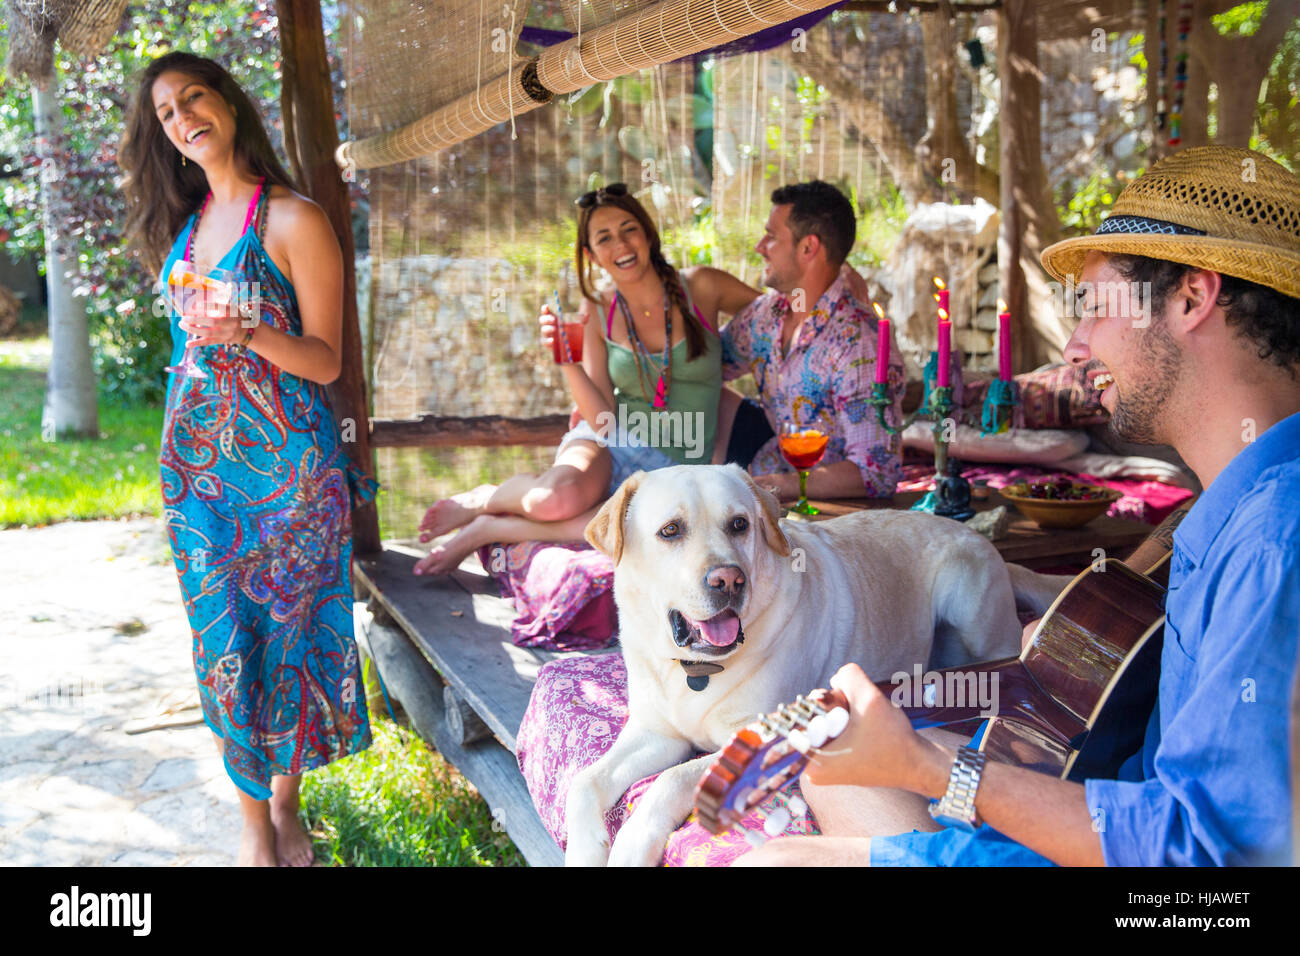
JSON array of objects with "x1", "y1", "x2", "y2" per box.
[
  {"x1": 918, "y1": 5, "x2": 997, "y2": 204},
  {"x1": 1194, "y1": 0, "x2": 1297, "y2": 148},
  {"x1": 997, "y1": 0, "x2": 1061, "y2": 372},
  {"x1": 33, "y1": 75, "x2": 98, "y2": 440},
  {"x1": 277, "y1": 0, "x2": 382, "y2": 556}
]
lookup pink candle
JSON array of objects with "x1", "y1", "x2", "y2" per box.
[
  {"x1": 997, "y1": 300, "x2": 1012, "y2": 381},
  {"x1": 937, "y1": 320, "x2": 951, "y2": 388},
  {"x1": 933, "y1": 277, "x2": 949, "y2": 321},
  {"x1": 872, "y1": 303, "x2": 890, "y2": 384}
]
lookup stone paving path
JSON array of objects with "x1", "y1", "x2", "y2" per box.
[{"x1": 0, "y1": 518, "x2": 241, "y2": 866}]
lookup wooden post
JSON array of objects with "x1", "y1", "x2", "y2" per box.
[
  {"x1": 996, "y1": 0, "x2": 1045, "y2": 376},
  {"x1": 277, "y1": 0, "x2": 382, "y2": 556}
]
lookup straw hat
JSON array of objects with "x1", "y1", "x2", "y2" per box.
[{"x1": 1041, "y1": 146, "x2": 1300, "y2": 301}]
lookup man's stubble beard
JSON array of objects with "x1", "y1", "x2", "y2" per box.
[{"x1": 1108, "y1": 314, "x2": 1182, "y2": 446}]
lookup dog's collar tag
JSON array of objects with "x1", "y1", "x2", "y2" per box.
[{"x1": 679, "y1": 660, "x2": 724, "y2": 692}]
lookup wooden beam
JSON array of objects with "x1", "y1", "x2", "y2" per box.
[
  {"x1": 997, "y1": 0, "x2": 1046, "y2": 375},
  {"x1": 370, "y1": 414, "x2": 569, "y2": 450},
  {"x1": 277, "y1": 0, "x2": 381, "y2": 556}
]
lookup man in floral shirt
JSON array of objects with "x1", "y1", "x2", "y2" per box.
[{"x1": 722, "y1": 181, "x2": 906, "y2": 499}]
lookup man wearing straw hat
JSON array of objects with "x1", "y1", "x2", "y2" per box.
[{"x1": 736, "y1": 146, "x2": 1300, "y2": 867}]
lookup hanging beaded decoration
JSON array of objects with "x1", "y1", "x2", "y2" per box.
[
  {"x1": 1167, "y1": 0, "x2": 1192, "y2": 146},
  {"x1": 1155, "y1": 0, "x2": 1168, "y2": 133}
]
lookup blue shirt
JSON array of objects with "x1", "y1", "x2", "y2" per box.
[{"x1": 873, "y1": 410, "x2": 1300, "y2": 866}]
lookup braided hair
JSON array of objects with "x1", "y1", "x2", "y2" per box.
[{"x1": 575, "y1": 189, "x2": 709, "y2": 361}]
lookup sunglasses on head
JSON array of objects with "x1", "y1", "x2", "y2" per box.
[{"x1": 575, "y1": 182, "x2": 629, "y2": 208}]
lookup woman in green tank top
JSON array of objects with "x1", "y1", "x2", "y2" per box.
[{"x1": 413, "y1": 185, "x2": 762, "y2": 575}]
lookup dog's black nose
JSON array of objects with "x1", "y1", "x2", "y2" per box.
[{"x1": 705, "y1": 564, "x2": 746, "y2": 596}]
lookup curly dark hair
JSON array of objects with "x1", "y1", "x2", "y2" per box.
[
  {"x1": 1108, "y1": 253, "x2": 1300, "y2": 378},
  {"x1": 770, "y1": 181, "x2": 856, "y2": 267}
]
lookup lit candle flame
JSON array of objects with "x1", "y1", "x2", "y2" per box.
[
  {"x1": 998, "y1": 298, "x2": 1007, "y2": 313},
  {"x1": 933, "y1": 277, "x2": 946, "y2": 291},
  {"x1": 872, "y1": 302, "x2": 885, "y2": 320},
  {"x1": 938, "y1": 308, "x2": 949, "y2": 322}
]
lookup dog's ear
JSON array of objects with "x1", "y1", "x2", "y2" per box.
[
  {"x1": 736, "y1": 467, "x2": 791, "y2": 557},
  {"x1": 585, "y1": 471, "x2": 645, "y2": 564}
]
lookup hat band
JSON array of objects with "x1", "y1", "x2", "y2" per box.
[{"x1": 1096, "y1": 214, "x2": 1207, "y2": 237}]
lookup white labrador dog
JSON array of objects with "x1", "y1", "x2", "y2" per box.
[{"x1": 563, "y1": 463, "x2": 1065, "y2": 867}]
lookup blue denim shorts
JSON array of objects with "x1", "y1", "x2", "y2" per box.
[
  {"x1": 556, "y1": 419, "x2": 678, "y2": 497},
  {"x1": 869, "y1": 720, "x2": 1056, "y2": 866}
]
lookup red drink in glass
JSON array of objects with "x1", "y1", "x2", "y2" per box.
[{"x1": 551, "y1": 318, "x2": 585, "y2": 365}]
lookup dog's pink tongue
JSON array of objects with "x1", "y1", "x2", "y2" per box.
[{"x1": 693, "y1": 610, "x2": 740, "y2": 647}]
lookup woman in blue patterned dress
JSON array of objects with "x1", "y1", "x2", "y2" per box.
[{"x1": 120, "y1": 52, "x2": 373, "y2": 866}]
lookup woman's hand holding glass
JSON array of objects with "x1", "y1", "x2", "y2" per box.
[{"x1": 178, "y1": 281, "x2": 258, "y2": 347}]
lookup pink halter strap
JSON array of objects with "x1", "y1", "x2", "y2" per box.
[{"x1": 241, "y1": 179, "x2": 264, "y2": 234}]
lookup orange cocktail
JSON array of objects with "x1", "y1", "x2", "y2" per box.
[{"x1": 778, "y1": 425, "x2": 828, "y2": 515}]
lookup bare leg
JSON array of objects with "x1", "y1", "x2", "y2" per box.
[
  {"x1": 270, "y1": 774, "x2": 314, "y2": 867},
  {"x1": 414, "y1": 507, "x2": 601, "y2": 576},
  {"x1": 733, "y1": 728, "x2": 968, "y2": 868},
  {"x1": 711, "y1": 386, "x2": 744, "y2": 465},
  {"x1": 417, "y1": 441, "x2": 611, "y2": 542},
  {"x1": 213, "y1": 733, "x2": 277, "y2": 867}
]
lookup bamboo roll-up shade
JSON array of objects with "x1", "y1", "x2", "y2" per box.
[
  {"x1": 343, "y1": 0, "x2": 531, "y2": 138},
  {"x1": 341, "y1": 0, "x2": 840, "y2": 170},
  {"x1": 343, "y1": 57, "x2": 544, "y2": 170}
]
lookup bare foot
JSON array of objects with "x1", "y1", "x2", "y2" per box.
[
  {"x1": 237, "y1": 817, "x2": 278, "y2": 867},
  {"x1": 413, "y1": 514, "x2": 501, "y2": 576},
  {"x1": 269, "y1": 802, "x2": 315, "y2": 867},
  {"x1": 418, "y1": 484, "x2": 498, "y2": 542}
]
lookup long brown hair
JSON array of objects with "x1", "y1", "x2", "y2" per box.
[
  {"x1": 575, "y1": 189, "x2": 709, "y2": 362},
  {"x1": 118, "y1": 52, "x2": 298, "y2": 274}
]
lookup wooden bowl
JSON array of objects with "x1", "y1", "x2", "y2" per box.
[{"x1": 998, "y1": 482, "x2": 1123, "y2": 529}]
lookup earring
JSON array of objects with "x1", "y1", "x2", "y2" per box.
[{"x1": 182, "y1": 154, "x2": 187, "y2": 166}]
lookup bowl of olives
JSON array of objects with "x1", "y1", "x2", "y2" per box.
[{"x1": 998, "y1": 479, "x2": 1122, "y2": 529}]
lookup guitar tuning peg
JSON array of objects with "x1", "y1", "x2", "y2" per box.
[
  {"x1": 787, "y1": 794, "x2": 808, "y2": 818},
  {"x1": 825, "y1": 706, "x2": 849, "y2": 738},
  {"x1": 787, "y1": 729, "x2": 811, "y2": 753},
  {"x1": 763, "y1": 807, "x2": 792, "y2": 837},
  {"x1": 744, "y1": 829, "x2": 769, "y2": 849},
  {"x1": 806, "y1": 714, "x2": 829, "y2": 748}
]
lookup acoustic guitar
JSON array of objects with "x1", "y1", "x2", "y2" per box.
[{"x1": 693, "y1": 501, "x2": 1192, "y2": 836}]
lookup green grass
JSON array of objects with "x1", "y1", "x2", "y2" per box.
[
  {"x1": 0, "y1": 338, "x2": 164, "y2": 527},
  {"x1": 300, "y1": 716, "x2": 525, "y2": 867}
]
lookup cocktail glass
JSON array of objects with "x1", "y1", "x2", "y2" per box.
[
  {"x1": 163, "y1": 260, "x2": 234, "y2": 380},
  {"x1": 778, "y1": 423, "x2": 829, "y2": 516}
]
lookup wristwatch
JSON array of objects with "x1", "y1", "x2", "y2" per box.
[{"x1": 928, "y1": 745, "x2": 986, "y2": 832}]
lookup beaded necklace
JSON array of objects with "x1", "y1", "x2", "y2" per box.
[{"x1": 615, "y1": 291, "x2": 672, "y2": 409}]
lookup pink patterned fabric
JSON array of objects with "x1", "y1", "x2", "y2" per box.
[
  {"x1": 899, "y1": 461, "x2": 1194, "y2": 526},
  {"x1": 516, "y1": 653, "x2": 819, "y2": 866},
  {"x1": 476, "y1": 542, "x2": 616, "y2": 651}
]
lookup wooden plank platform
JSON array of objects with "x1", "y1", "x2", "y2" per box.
[{"x1": 352, "y1": 544, "x2": 611, "y2": 867}]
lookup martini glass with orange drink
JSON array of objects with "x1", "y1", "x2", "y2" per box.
[
  {"x1": 163, "y1": 259, "x2": 235, "y2": 380},
  {"x1": 778, "y1": 423, "x2": 829, "y2": 516}
]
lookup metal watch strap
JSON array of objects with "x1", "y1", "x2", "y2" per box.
[{"x1": 929, "y1": 745, "x2": 985, "y2": 828}]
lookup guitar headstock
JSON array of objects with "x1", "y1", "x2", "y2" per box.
[{"x1": 694, "y1": 688, "x2": 850, "y2": 836}]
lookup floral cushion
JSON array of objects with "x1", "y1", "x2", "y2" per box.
[{"x1": 962, "y1": 360, "x2": 1110, "y2": 430}]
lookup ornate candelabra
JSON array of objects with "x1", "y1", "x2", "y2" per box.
[{"x1": 870, "y1": 354, "x2": 1018, "y2": 522}]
